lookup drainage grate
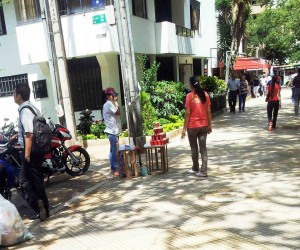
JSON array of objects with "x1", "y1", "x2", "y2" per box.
[{"x1": 199, "y1": 189, "x2": 252, "y2": 203}]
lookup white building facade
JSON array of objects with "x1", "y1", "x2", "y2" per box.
[{"x1": 0, "y1": 0, "x2": 218, "y2": 131}]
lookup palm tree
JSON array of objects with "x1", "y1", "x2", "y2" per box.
[{"x1": 216, "y1": 0, "x2": 251, "y2": 79}]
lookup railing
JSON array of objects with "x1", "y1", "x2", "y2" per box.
[{"x1": 176, "y1": 25, "x2": 193, "y2": 38}]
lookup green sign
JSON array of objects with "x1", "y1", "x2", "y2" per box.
[{"x1": 93, "y1": 14, "x2": 106, "y2": 24}]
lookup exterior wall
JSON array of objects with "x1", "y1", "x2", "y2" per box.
[
  {"x1": 0, "y1": 3, "x2": 57, "y2": 126},
  {"x1": 0, "y1": 0, "x2": 218, "y2": 127},
  {"x1": 16, "y1": 8, "x2": 119, "y2": 65}
]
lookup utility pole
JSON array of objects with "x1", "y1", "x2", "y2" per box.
[
  {"x1": 114, "y1": 0, "x2": 144, "y2": 147},
  {"x1": 39, "y1": 0, "x2": 77, "y2": 141}
]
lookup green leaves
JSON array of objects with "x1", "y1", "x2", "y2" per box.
[{"x1": 246, "y1": 0, "x2": 300, "y2": 64}]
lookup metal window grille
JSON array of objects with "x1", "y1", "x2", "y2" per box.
[
  {"x1": 176, "y1": 26, "x2": 193, "y2": 38},
  {"x1": 0, "y1": 74, "x2": 28, "y2": 97},
  {"x1": 68, "y1": 57, "x2": 103, "y2": 112},
  {"x1": 15, "y1": 0, "x2": 41, "y2": 24}
]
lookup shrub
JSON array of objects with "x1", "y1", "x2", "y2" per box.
[
  {"x1": 198, "y1": 76, "x2": 226, "y2": 95},
  {"x1": 140, "y1": 91, "x2": 157, "y2": 135},
  {"x1": 151, "y1": 81, "x2": 185, "y2": 118},
  {"x1": 77, "y1": 109, "x2": 95, "y2": 135},
  {"x1": 90, "y1": 122, "x2": 106, "y2": 138},
  {"x1": 82, "y1": 134, "x2": 98, "y2": 140}
]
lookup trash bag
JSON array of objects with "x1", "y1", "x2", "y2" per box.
[{"x1": 0, "y1": 194, "x2": 34, "y2": 247}]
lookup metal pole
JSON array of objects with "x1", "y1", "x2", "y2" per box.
[
  {"x1": 114, "y1": 0, "x2": 144, "y2": 147},
  {"x1": 43, "y1": 0, "x2": 77, "y2": 141}
]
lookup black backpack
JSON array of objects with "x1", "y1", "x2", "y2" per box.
[{"x1": 19, "y1": 106, "x2": 52, "y2": 154}]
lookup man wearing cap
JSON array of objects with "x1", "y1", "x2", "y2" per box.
[{"x1": 102, "y1": 87, "x2": 122, "y2": 176}]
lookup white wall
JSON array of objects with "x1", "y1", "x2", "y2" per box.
[
  {"x1": 16, "y1": 8, "x2": 120, "y2": 65},
  {"x1": 0, "y1": 2, "x2": 57, "y2": 126}
]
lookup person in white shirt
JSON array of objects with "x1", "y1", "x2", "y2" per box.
[
  {"x1": 102, "y1": 87, "x2": 122, "y2": 176},
  {"x1": 260, "y1": 74, "x2": 267, "y2": 96},
  {"x1": 226, "y1": 72, "x2": 240, "y2": 114}
]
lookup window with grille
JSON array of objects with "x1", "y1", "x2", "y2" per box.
[
  {"x1": 0, "y1": 0, "x2": 7, "y2": 35},
  {"x1": 132, "y1": 0, "x2": 147, "y2": 19},
  {"x1": 57, "y1": 0, "x2": 112, "y2": 15},
  {"x1": 68, "y1": 57, "x2": 103, "y2": 112},
  {"x1": 14, "y1": 0, "x2": 41, "y2": 23},
  {"x1": 0, "y1": 74, "x2": 28, "y2": 97}
]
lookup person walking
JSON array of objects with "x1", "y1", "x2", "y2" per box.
[
  {"x1": 253, "y1": 76, "x2": 260, "y2": 98},
  {"x1": 182, "y1": 76, "x2": 212, "y2": 177},
  {"x1": 291, "y1": 68, "x2": 300, "y2": 116},
  {"x1": 102, "y1": 87, "x2": 122, "y2": 176},
  {"x1": 266, "y1": 76, "x2": 281, "y2": 131},
  {"x1": 226, "y1": 72, "x2": 240, "y2": 114},
  {"x1": 14, "y1": 83, "x2": 49, "y2": 221},
  {"x1": 260, "y1": 73, "x2": 267, "y2": 96},
  {"x1": 238, "y1": 75, "x2": 249, "y2": 112}
]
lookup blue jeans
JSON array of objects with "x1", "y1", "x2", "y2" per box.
[
  {"x1": 108, "y1": 134, "x2": 119, "y2": 172},
  {"x1": 239, "y1": 93, "x2": 247, "y2": 111}
]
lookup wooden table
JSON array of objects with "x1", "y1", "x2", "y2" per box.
[{"x1": 143, "y1": 143, "x2": 169, "y2": 174}]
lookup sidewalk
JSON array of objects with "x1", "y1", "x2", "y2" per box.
[{"x1": 6, "y1": 87, "x2": 300, "y2": 250}]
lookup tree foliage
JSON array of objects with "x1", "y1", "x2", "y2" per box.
[
  {"x1": 215, "y1": 0, "x2": 251, "y2": 77},
  {"x1": 246, "y1": 0, "x2": 300, "y2": 64}
]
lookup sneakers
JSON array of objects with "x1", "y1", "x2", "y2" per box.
[
  {"x1": 196, "y1": 172, "x2": 207, "y2": 177},
  {"x1": 187, "y1": 169, "x2": 197, "y2": 174},
  {"x1": 38, "y1": 200, "x2": 47, "y2": 221}
]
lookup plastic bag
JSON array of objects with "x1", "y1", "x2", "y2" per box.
[{"x1": 0, "y1": 194, "x2": 34, "y2": 247}]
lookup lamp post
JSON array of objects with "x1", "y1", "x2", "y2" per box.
[{"x1": 225, "y1": 50, "x2": 235, "y2": 84}]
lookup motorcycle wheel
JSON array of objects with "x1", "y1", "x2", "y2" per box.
[{"x1": 64, "y1": 147, "x2": 90, "y2": 176}]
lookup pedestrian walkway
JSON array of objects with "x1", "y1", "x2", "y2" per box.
[{"x1": 6, "y1": 88, "x2": 300, "y2": 250}]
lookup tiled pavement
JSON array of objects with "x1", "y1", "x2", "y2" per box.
[{"x1": 6, "y1": 87, "x2": 300, "y2": 250}]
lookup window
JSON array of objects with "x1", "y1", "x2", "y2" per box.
[
  {"x1": 0, "y1": 0, "x2": 7, "y2": 35},
  {"x1": 58, "y1": 0, "x2": 111, "y2": 15},
  {"x1": 33, "y1": 80, "x2": 48, "y2": 99},
  {"x1": 190, "y1": 0, "x2": 200, "y2": 33},
  {"x1": 132, "y1": 0, "x2": 147, "y2": 19},
  {"x1": 14, "y1": 0, "x2": 41, "y2": 23},
  {"x1": 0, "y1": 74, "x2": 28, "y2": 97},
  {"x1": 68, "y1": 57, "x2": 103, "y2": 111}
]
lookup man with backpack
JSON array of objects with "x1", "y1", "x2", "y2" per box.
[{"x1": 14, "y1": 83, "x2": 49, "y2": 221}]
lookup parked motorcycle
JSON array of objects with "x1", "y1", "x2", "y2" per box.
[
  {"x1": 42, "y1": 117, "x2": 90, "y2": 182},
  {"x1": 0, "y1": 132, "x2": 22, "y2": 201}
]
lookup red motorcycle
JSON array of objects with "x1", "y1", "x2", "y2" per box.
[{"x1": 43, "y1": 118, "x2": 90, "y2": 181}]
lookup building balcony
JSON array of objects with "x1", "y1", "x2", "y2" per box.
[
  {"x1": 155, "y1": 21, "x2": 193, "y2": 55},
  {"x1": 15, "y1": 7, "x2": 119, "y2": 65}
]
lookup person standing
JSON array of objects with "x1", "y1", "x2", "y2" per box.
[
  {"x1": 182, "y1": 76, "x2": 212, "y2": 177},
  {"x1": 226, "y1": 72, "x2": 240, "y2": 114},
  {"x1": 266, "y1": 76, "x2": 281, "y2": 131},
  {"x1": 238, "y1": 75, "x2": 249, "y2": 112},
  {"x1": 291, "y1": 68, "x2": 300, "y2": 116},
  {"x1": 14, "y1": 83, "x2": 49, "y2": 221},
  {"x1": 102, "y1": 87, "x2": 122, "y2": 176}
]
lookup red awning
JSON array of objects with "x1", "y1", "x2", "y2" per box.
[{"x1": 233, "y1": 57, "x2": 270, "y2": 70}]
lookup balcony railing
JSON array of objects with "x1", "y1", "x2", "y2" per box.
[{"x1": 176, "y1": 25, "x2": 193, "y2": 38}]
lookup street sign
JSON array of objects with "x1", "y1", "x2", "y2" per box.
[{"x1": 93, "y1": 14, "x2": 106, "y2": 24}]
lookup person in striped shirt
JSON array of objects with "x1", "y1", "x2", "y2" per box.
[{"x1": 238, "y1": 75, "x2": 249, "y2": 112}]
